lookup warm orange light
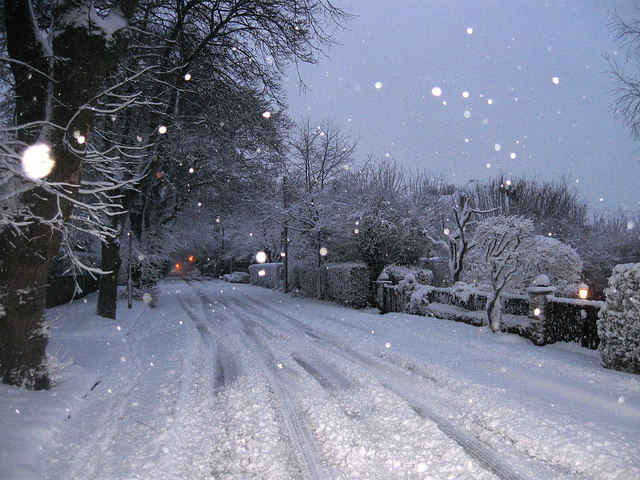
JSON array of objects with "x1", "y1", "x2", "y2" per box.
[
  {"x1": 578, "y1": 283, "x2": 588, "y2": 300},
  {"x1": 175, "y1": 263, "x2": 180, "y2": 269},
  {"x1": 188, "y1": 255, "x2": 194, "y2": 262}
]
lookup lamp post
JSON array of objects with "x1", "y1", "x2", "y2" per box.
[
  {"x1": 127, "y1": 232, "x2": 132, "y2": 309},
  {"x1": 282, "y1": 175, "x2": 289, "y2": 293}
]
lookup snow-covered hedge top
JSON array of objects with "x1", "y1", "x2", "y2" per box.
[{"x1": 383, "y1": 264, "x2": 434, "y2": 286}]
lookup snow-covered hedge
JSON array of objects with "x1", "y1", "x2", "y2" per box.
[
  {"x1": 383, "y1": 264, "x2": 434, "y2": 286},
  {"x1": 249, "y1": 263, "x2": 282, "y2": 289},
  {"x1": 323, "y1": 262, "x2": 370, "y2": 308},
  {"x1": 598, "y1": 263, "x2": 640, "y2": 374},
  {"x1": 289, "y1": 262, "x2": 318, "y2": 297}
]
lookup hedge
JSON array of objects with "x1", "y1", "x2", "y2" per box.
[{"x1": 249, "y1": 263, "x2": 283, "y2": 289}]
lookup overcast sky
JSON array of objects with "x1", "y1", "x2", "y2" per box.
[{"x1": 284, "y1": 1, "x2": 640, "y2": 214}]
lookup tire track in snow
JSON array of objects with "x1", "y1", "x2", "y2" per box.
[
  {"x1": 193, "y1": 285, "x2": 332, "y2": 480},
  {"x1": 177, "y1": 293, "x2": 227, "y2": 391},
  {"x1": 179, "y1": 282, "x2": 242, "y2": 390},
  {"x1": 235, "y1": 319, "x2": 332, "y2": 480},
  {"x1": 291, "y1": 354, "x2": 353, "y2": 394},
  {"x1": 227, "y1": 284, "x2": 577, "y2": 480},
  {"x1": 190, "y1": 283, "x2": 243, "y2": 386}
]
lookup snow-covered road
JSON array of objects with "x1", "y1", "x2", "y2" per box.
[{"x1": 2, "y1": 278, "x2": 639, "y2": 480}]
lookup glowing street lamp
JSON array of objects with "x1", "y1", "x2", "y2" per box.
[
  {"x1": 578, "y1": 283, "x2": 588, "y2": 300},
  {"x1": 188, "y1": 255, "x2": 194, "y2": 262},
  {"x1": 256, "y1": 251, "x2": 267, "y2": 264}
]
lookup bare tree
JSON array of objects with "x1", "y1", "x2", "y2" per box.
[
  {"x1": 93, "y1": 0, "x2": 346, "y2": 318},
  {"x1": 425, "y1": 195, "x2": 494, "y2": 284},
  {"x1": 609, "y1": 11, "x2": 640, "y2": 140},
  {"x1": 286, "y1": 116, "x2": 358, "y2": 297},
  {"x1": 465, "y1": 175, "x2": 587, "y2": 243}
]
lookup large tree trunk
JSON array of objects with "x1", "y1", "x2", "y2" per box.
[
  {"x1": 96, "y1": 235, "x2": 122, "y2": 320},
  {"x1": 0, "y1": 0, "x2": 138, "y2": 388},
  {"x1": 0, "y1": 223, "x2": 58, "y2": 389}
]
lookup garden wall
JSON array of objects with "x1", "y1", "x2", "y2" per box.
[{"x1": 380, "y1": 282, "x2": 602, "y2": 350}]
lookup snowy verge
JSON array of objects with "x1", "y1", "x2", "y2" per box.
[{"x1": 0, "y1": 293, "x2": 148, "y2": 480}]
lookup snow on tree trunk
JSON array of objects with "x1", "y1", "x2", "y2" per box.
[{"x1": 486, "y1": 291, "x2": 502, "y2": 333}]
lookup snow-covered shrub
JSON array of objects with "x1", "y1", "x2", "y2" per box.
[
  {"x1": 383, "y1": 264, "x2": 434, "y2": 286},
  {"x1": 598, "y1": 263, "x2": 640, "y2": 374},
  {"x1": 517, "y1": 236, "x2": 583, "y2": 296},
  {"x1": 323, "y1": 263, "x2": 370, "y2": 308},
  {"x1": 249, "y1": 263, "x2": 282, "y2": 289},
  {"x1": 407, "y1": 285, "x2": 432, "y2": 315},
  {"x1": 393, "y1": 272, "x2": 426, "y2": 313},
  {"x1": 224, "y1": 272, "x2": 250, "y2": 283}
]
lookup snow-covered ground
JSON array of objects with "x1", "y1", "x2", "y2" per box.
[{"x1": 1, "y1": 278, "x2": 638, "y2": 480}]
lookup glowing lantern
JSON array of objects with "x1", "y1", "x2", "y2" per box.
[
  {"x1": 578, "y1": 283, "x2": 588, "y2": 300},
  {"x1": 256, "y1": 251, "x2": 267, "y2": 264},
  {"x1": 188, "y1": 256, "x2": 194, "y2": 262},
  {"x1": 175, "y1": 263, "x2": 180, "y2": 270}
]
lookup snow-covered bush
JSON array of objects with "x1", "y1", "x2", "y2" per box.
[
  {"x1": 598, "y1": 263, "x2": 640, "y2": 374},
  {"x1": 517, "y1": 236, "x2": 583, "y2": 296},
  {"x1": 407, "y1": 285, "x2": 432, "y2": 315},
  {"x1": 223, "y1": 272, "x2": 250, "y2": 284},
  {"x1": 383, "y1": 264, "x2": 434, "y2": 286},
  {"x1": 323, "y1": 263, "x2": 370, "y2": 308},
  {"x1": 249, "y1": 263, "x2": 282, "y2": 289}
]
